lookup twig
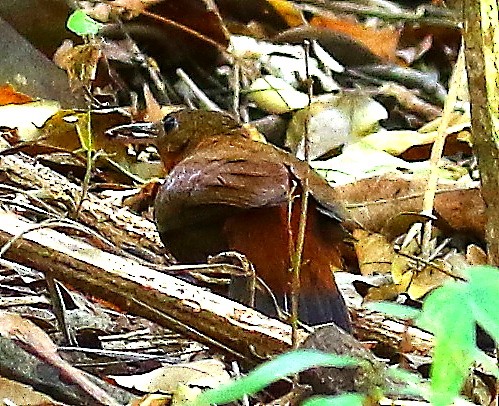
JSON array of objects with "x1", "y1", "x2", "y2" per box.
[
  {"x1": 141, "y1": 10, "x2": 231, "y2": 57},
  {"x1": 293, "y1": 1, "x2": 459, "y2": 28},
  {"x1": 290, "y1": 40, "x2": 313, "y2": 349},
  {"x1": 176, "y1": 68, "x2": 222, "y2": 111},
  {"x1": 75, "y1": 110, "x2": 94, "y2": 217},
  {"x1": 421, "y1": 44, "x2": 465, "y2": 259}
]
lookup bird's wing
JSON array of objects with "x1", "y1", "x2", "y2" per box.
[
  {"x1": 162, "y1": 154, "x2": 291, "y2": 208},
  {"x1": 267, "y1": 143, "x2": 350, "y2": 223},
  {"x1": 155, "y1": 136, "x2": 352, "y2": 232},
  {"x1": 286, "y1": 159, "x2": 349, "y2": 222},
  {"x1": 154, "y1": 141, "x2": 294, "y2": 232}
]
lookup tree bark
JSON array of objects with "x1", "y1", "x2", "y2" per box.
[{"x1": 463, "y1": 0, "x2": 499, "y2": 264}]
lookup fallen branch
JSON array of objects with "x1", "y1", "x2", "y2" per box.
[{"x1": 0, "y1": 153, "x2": 435, "y2": 362}]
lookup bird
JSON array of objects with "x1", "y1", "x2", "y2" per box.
[{"x1": 108, "y1": 109, "x2": 355, "y2": 331}]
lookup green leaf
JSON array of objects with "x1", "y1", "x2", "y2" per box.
[
  {"x1": 420, "y1": 283, "x2": 475, "y2": 406},
  {"x1": 67, "y1": 10, "x2": 103, "y2": 36},
  {"x1": 192, "y1": 350, "x2": 360, "y2": 406},
  {"x1": 364, "y1": 301, "x2": 421, "y2": 320},
  {"x1": 302, "y1": 393, "x2": 365, "y2": 406},
  {"x1": 417, "y1": 282, "x2": 465, "y2": 334},
  {"x1": 466, "y1": 266, "x2": 499, "y2": 343}
]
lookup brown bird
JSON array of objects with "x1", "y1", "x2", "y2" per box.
[{"x1": 110, "y1": 110, "x2": 354, "y2": 330}]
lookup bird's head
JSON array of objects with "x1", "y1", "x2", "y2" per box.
[{"x1": 106, "y1": 109, "x2": 242, "y2": 171}]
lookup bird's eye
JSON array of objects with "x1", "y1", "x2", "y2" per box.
[{"x1": 162, "y1": 115, "x2": 178, "y2": 133}]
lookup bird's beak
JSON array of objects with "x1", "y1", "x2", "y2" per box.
[{"x1": 105, "y1": 121, "x2": 161, "y2": 144}]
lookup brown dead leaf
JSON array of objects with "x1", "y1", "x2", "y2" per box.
[
  {"x1": 391, "y1": 238, "x2": 419, "y2": 289},
  {"x1": 143, "y1": 83, "x2": 164, "y2": 123},
  {"x1": 310, "y1": 15, "x2": 401, "y2": 63},
  {"x1": 111, "y1": 359, "x2": 230, "y2": 393},
  {"x1": 399, "y1": 24, "x2": 461, "y2": 70},
  {"x1": 353, "y1": 229, "x2": 394, "y2": 276},
  {"x1": 82, "y1": 0, "x2": 153, "y2": 21},
  {"x1": 466, "y1": 244, "x2": 488, "y2": 266},
  {"x1": 266, "y1": 0, "x2": 304, "y2": 27},
  {"x1": 130, "y1": 393, "x2": 171, "y2": 406},
  {"x1": 406, "y1": 260, "x2": 454, "y2": 299},
  {"x1": 338, "y1": 176, "x2": 486, "y2": 242},
  {"x1": 363, "y1": 282, "x2": 401, "y2": 302},
  {"x1": 53, "y1": 41, "x2": 101, "y2": 93},
  {"x1": 274, "y1": 26, "x2": 381, "y2": 67},
  {"x1": 0, "y1": 376, "x2": 61, "y2": 405},
  {"x1": 0, "y1": 84, "x2": 33, "y2": 106},
  {"x1": 380, "y1": 212, "x2": 437, "y2": 242},
  {"x1": 352, "y1": 225, "x2": 459, "y2": 301},
  {"x1": 141, "y1": 0, "x2": 230, "y2": 49},
  {"x1": 31, "y1": 110, "x2": 163, "y2": 181}
]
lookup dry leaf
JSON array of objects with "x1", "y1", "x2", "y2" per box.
[
  {"x1": 0, "y1": 84, "x2": 32, "y2": 106},
  {"x1": 311, "y1": 15, "x2": 400, "y2": 63},
  {"x1": 352, "y1": 229, "x2": 394, "y2": 276},
  {"x1": 111, "y1": 359, "x2": 230, "y2": 393}
]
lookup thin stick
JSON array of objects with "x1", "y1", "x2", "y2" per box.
[
  {"x1": 421, "y1": 44, "x2": 465, "y2": 259},
  {"x1": 176, "y1": 68, "x2": 221, "y2": 111},
  {"x1": 75, "y1": 109, "x2": 93, "y2": 218},
  {"x1": 141, "y1": 10, "x2": 230, "y2": 57},
  {"x1": 290, "y1": 40, "x2": 313, "y2": 349}
]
